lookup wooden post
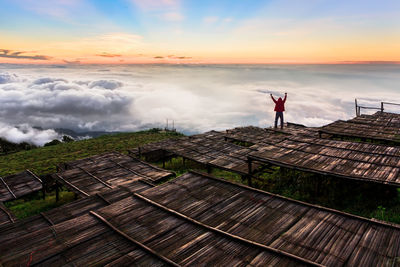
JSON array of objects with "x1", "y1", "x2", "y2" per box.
[
  {"x1": 55, "y1": 181, "x2": 59, "y2": 202},
  {"x1": 42, "y1": 184, "x2": 46, "y2": 200},
  {"x1": 247, "y1": 158, "x2": 252, "y2": 187},
  {"x1": 381, "y1": 102, "x2": 384, "y2": 112},
  {"x1": 355, "y1": 99, "x2": 358, "y2": 116}
]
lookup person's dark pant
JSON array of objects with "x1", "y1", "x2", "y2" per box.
[{"x1": 274, "y1": 112, "x2": 284, "y2": 129}]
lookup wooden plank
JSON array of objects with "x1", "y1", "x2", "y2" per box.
[
  {"x1": 54, "y1": 173, "x2": 90, "y2": 197},
  {"x1": 90, "y1": 211, "x2": 181, "y2": 267},
  {"x1": 133, "y1": 192, "x2": 323, "y2": 267},
  {"x1": 0, "y1": 176, "x2": 16, "y2": 199}
]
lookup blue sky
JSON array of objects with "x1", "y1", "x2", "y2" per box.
[{"x1": 0, "y1": 0, "x2": 399, "y2": 63}]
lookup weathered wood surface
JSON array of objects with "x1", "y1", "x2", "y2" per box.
[
  {"x1": 52, "y1": 152, "x2": 174, "y2": 196},
  {"x1": 0, "y1": 180, "x2": 152, "y2": 244},
  {"x1": 140, "y1": 172, "x2": 400, "y2": 266},
  {"x1": 319, "y1": 112, "x2": 400, "y2": 143},
  {"x1": 0, "y1": 173, "x2": 314, "y2": 266},
  {"x1": 0, "y1": 170, "x2": 42, "y2": 202},
  {"x1": 2, "y1": 171, "x2": 399, "y2": 266},
  {"x1": 130, "y1": 131, "x2": 259, "y2": 175},
  {"x1": 0, "y1": 202, "x2": 15, "y2": 226},
  {"x1": 249, "y1": 135, "x2": 400, "y2": 186}
]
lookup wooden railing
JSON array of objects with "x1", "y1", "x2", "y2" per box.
[{"x1": 354, "y1": 99, "x2": 400, "y2": 116}]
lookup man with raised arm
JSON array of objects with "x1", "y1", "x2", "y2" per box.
[{"x1": 270, "y1": 93, "x2": 287, "y2": 129}]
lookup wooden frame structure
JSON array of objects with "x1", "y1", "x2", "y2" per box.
[
  {"x1": 319, "y1": 112, "x2": 400, "y2": 144},
  {"x1": 1, "y1": 171, "x2": 399, "y2": 266},
  {"x1": 130, "y1": 131, "x2": 259, "y2": 176},
  {"x1": 0, "y1": 170, "x2": 43, "y2": 202},
  {"x1": 52, "y1": 152, "x2": 174, "y2": 198},
  {"x1": 0, "y1": 180, "x2": 152, "y2": 243},
  {"x1": 248, "y1": 135, "x2": 400, "y2": 187}
]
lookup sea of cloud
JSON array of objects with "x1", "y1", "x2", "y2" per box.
[{"x1": 0, "y1": 64, "x2": 399, "y2": 145}]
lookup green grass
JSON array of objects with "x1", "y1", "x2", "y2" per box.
[
  {"x1": 0, "y1": 129, "x2": 183, "y2": 177},
  {"x1": 5, "y1": 190, "x2": 75, "y2": 219}
]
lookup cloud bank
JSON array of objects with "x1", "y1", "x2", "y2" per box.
[{"x1": 0, "y1": 64, "x2": 399, "y2": 145}]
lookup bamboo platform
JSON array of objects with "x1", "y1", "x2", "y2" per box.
[
  {"x1": 319, "y1": 112, "x2": 400, "y2": 143},
  {"x1": 0, "y1": 180, "x2": 152, "y2": 244},
  {"x1": 129, "y1": 131, "x2": 256, "y2": 175},
  {"x1": 163, "y1": 135, "x2": 258, "y2": 175},
  {"x1": 129, "y1": 130, "x2": 225, "y2": 159},
  {"x1": 1, "y1": 171, "x2": 399, "y2": 266},
  {"x1": 0, "y1": 202, "x2": 15, "y2": 226},
  {"x1": 0, "y1": 170, "x2": 42, "y2": 202},
  {"x1": 249, "y1": 135, "x2": 400, "y2": 186},
  {"x1": 52, "y1": 152, "x2": 174, "y2": 197}
]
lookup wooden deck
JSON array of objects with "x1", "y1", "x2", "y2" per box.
[
  {"x1": 0, "y1": 170, "x2": 42, "y2": 202},
  {"x1": 52, "y1": 152, "x2": 174, "y2": 197},
  {"x1": 1, "y1": 171, "x2": 399, "y2": 266},
  {"x1": 249, "y1": 135, "x2": 400, "y2": 186},
  {"x1": 319, "y1": 112, "x2": 400, "y2": 143},
  {"x1": 0, "y1": 180, "x2": 152, "y2": 244}
]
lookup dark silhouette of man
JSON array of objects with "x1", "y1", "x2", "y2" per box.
[{"x1": 270, "y1": 93, "x2": 287, "y2": 129}]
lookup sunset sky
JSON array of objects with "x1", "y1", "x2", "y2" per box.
[{"x1": 1, "y1": 0, "x2": 399, "y2": 64}]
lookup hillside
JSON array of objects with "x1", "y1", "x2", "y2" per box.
[{"x1": 0, "y1": 129, "x2": 183, "y2": 177}]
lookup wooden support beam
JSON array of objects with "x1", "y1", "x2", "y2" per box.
[
  {"x1": 55, "y1": 180, "x2": 60, "y2": 202},
  {"x1": 133, "y1": 192, "x2": 323, "y2": 267},
  {"x1": 54, "y1": 174, "x2": 90, "y2": 197},
  {"x1": 78, "y1": 167, "x2": 113, "y2": 189},
  {"x1": 207, "y1": 165, "x2": 212, "y2": 174},
  {"x1": 90, "y1": 211, "x2": 181, "y2": 267},
  {"x1": 0, "y1": 177, "x2": 16, "y2": 199},
  {"x1": 247, "y1": 158, "x2": 253, "y2": 187}
]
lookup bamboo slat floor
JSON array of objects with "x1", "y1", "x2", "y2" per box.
[
  {"x1": 0, "y1": 202, "x2": 15, "y2": 226},
  {"x1": 139, "y1": 171, "x2": 400, "y2": 266},
  {"x1": 129, "y1": 130, "x2": 225, "y2": 158},
  {"x1": 130, "y1": 131, "x2": 257, "y2": 175},
  {"x1": 52, "y1": 152, "x2": 174, "y2": 196},
  {"x1": 248, "y1": 135, "x2": 400, "y2": 186},
  {"x1": 0, "y1": 180, "x2": 152, "y2": 244},
  {"x1": 1, "y1": 171, "x2": 399, "y2": 266},
  {"x1": 319, "y1": 112, "x2": 400, "y2": 143},
  {"x1": 0, "y1": 170, "x2": 42, "y2": 202}
]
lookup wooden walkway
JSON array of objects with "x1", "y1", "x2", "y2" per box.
[
  {"x1": 52, "y1": 152, "x2": 174, "y2": 197},
  {"x1": 1, "y1": 171, "x2": 399, "y2": 266},
  {"x1": 248, "y1": 136, "x2": 400, "y2": 186},
  {"x1": 319, "y1": 112, "x2": 400, "y2": 143},
  {"x1": 0, "y1": 180, "x2": 152, "y2": 244},
  {"x1": 0, "y1": 170, "x2": 42, "y2": 202}
]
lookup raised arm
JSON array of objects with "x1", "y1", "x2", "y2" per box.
[
  {"x1": 270, "y1": 94, "x2": 277, "y2": 103},
  {"x1": 283, "y1": 93, "x2": 287, "y2": 103}
]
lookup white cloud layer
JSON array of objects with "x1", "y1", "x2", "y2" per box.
[
  {"x1": 0, "y1": 123, "x2": 60, "y2": 146},
  {"x1": 0, "y1": 64, "x2": 399, "y2": 145}
]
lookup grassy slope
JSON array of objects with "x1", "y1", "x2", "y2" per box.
[
  {"x1": 0, "y1": 130, "x2": 182, "y2": 177},
  {"x1": 1, "y1": 130, "x2": 182, "y2": 218}
]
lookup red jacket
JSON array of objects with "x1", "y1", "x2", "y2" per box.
[{"x1": 271, "y1": 94, "x2": 286, "y2": 112}]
